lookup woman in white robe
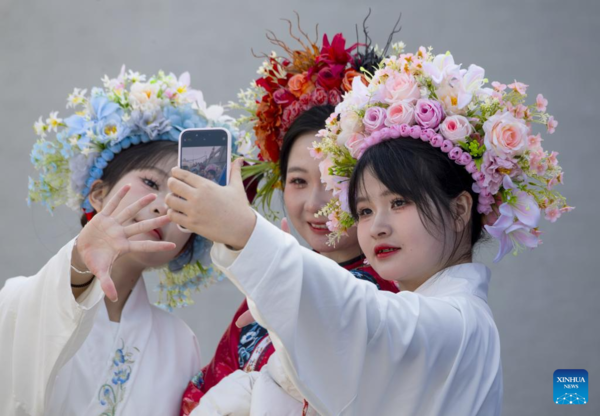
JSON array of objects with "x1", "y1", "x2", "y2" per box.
[
  {"x1": 165, "y1": 154, "x2": 504, "y2": 415},
  {"x1": 0, "y1": 69, "x2": 234, "y2": 416}
]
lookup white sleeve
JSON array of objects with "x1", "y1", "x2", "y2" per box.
[
  {"x1": 0, "y1": 238, "x2": 105, "y2": 415},
  {"x1": 190, "y1": 370, "x2": 259, "y2": 416},
  {"x1": 211, "y1": 214, "x2": 464, "y2": 415}
]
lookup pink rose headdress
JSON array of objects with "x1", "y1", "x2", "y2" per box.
[{"x1": 313, "y1": 44, "x2": 572, "y2": 262}]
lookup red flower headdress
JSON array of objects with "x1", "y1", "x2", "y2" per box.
[{"x1": 233, "y1": 13, "x2": 397, "y2": 214}]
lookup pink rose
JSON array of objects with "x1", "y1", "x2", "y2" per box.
[
  {"x1": 421, "y1": 129, "x2": 437, "y2": 142},
  {"x1": 328, "y1": 90, "x2": 342, "y2": 106},
  {"x1": 383, "y1": 72, "x2": 421, "y2": 104},
  {"x1": 440, "y1": 115, "x2": 473, "y2": 143},
  {"x1": 466, "y1": 161, "x2": 478, "y2": 173},
  {"x1": 311, "y1": 88, "x2": 329, "y2": 106},
  {"x1": 345, "y1": 133, "x2": 366, "y2": 158},
  {"x1": 409, "y1": 125, "x2": 421, "y2": 139},
  {"x1": 483, "y1": 111, "x2": 529, "y2": 159},
  {"x1": 415, "y1": 99, "x2": 445, "y2": 130},
  {"x1": 430, "y1": 134, "x2": 443, "y2": 147},
  {"x1": 300, "y1": 94, "x2": 312, "y2": 107},
  {"x1": 449, "y1": 147, "x2": 463, "y2": 160},
  {"x1": 385, "y1": 101, "x2": 415, "y2": 126},
  {"x1": 363, "y1": 106, "x2": 387, "y2": 133},
  {"x1": 441, "y1": 140, "x2": 454, "y2": 153},
  {"x1": 457, "y1": 152, "x2": 473, "y2": 166}
]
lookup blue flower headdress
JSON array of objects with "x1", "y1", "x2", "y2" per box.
[{"x1": 29, "y1": 66, "x2": 237, "y2": 310}]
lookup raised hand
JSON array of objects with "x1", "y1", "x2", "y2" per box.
[
  {"x1": 75, "y1": 185, "x2": 176, "y2": 301},
  {"x1": 166, "y1": 158, "x2": 256, "y2": 250}
]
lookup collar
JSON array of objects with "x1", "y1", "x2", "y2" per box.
[{"x1": 415, "y1": 263, "x2": 491, "y2": 302}]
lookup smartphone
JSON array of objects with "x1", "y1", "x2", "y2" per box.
[{"x1": 177, "y1": 127, "x2": 232, "y2": 232}]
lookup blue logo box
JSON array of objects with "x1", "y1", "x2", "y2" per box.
[{"x1": 554, "y1": 369, "x2": 588, "y2": 405}]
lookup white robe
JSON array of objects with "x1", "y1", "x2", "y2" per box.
[
  {"x1": 0, "y1": 239, "x2": 201, "y2": 416},
  {"x1": 191, "y1": 351, "x2": 312, "y2": 416},
  {"x1": 210, "y1": 214, "x2": 503, "y2": 416}
]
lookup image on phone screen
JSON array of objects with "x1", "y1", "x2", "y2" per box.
[{"x1": 179, "y1": 128, "x2": 230, "y2": 186}]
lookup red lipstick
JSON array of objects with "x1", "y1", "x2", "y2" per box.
[{"x1": 374, "y1": 244, "x2": 401, "y2": 259}]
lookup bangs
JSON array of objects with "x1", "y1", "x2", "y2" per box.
[
  {"x1": 349, "y1": 139, "x2": 440, "y2": 221},
  {"x1": 113, "y1": 141, "x2": 178, "y2": 177}
]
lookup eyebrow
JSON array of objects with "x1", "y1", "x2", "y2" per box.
[
  {"x1": 355, "y1": 189, "x2": 396, "y2": 204},
  {"x1": 287, "y1": 166, "x2": 309, "y2": 174},
  {"x1": 139, "y1": 167, "x2": 169, "y2": 178}
]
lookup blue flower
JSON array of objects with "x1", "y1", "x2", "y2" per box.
[
  {"x1": 60, "y1": 142, "x2": 73, "y2": 158},
  {"x1": 31, "y1": 143, "x2": 44, "y2": 163},
  {"x1": 40, "y1": 141, "x2": 56, "y2": 155},
  {"x1": 65, "y1": 114, "x2": 90, "y2": 136},
  {"x1": 91, "y1": 96, "x2": 120, "y2": 121},
  {"x1": 128, "y1": 109, "x2": 171, "y2": 141},
  {"x1": 113, "y1": 348, "x2": 126, "y2": 366},
  {"x1": 112, "y1": 368, "x2": 131, "y2": 385}
]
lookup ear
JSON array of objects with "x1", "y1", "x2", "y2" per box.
[
  {"x1": 88, "y1": 179, "x2": 108, "y2": 213},
  {"x1": 451, "y1": 191, "x2": 473, "y2": 233}
]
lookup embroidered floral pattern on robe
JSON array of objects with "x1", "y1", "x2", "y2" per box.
[{"x1": 98, "y1": 340, "x2": 139, "y2": 416}]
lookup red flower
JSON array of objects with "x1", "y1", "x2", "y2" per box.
[
  {"x1": 319, "y1": 33, "x2": 357, "y2": 66},
  {"x1": 311, "y1": 88, "x2": 329, "y2": 106},
  {"x1": 327, "y1": 89, "x2": 342, "y2": 106},
  {"x1": 316, "y1": 65, "x2": 345, "y2": 90},
  {"x1": 273, "y1": 88, "x2": 296, "y2": 107},
  {"x1": 255, "y1": 95, "x2": 282, "y2": 162}
]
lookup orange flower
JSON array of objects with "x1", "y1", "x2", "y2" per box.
[
  {"x1": 288, "y1": 73, "x2": 315, "y2": 98},
  {"x1": 342, "y1": 69, "x2": 368, "y2": 92}
]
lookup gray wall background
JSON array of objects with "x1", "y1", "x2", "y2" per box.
[{"x1": 1, "y1": 0, "x2": 598, "y2": 414}]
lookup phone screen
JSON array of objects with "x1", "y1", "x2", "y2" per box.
[{"x1": 179, "y1": 128, "x2": 230, "y2": 186}]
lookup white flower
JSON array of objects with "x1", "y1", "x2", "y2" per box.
[
  {"x1": 336, "y1": 111, "x2": 362, "y2": 146},
  {"x1": 66, "y1": 88, "x2": 87, "y2": 109},
  {"x1": 335, "y1": 76, "x2": 371, "y2": 113},
  {"x1": 127, "y1": 70, "x2": 146, "y2": 83},
  {"x1": 46, "y1": 112, "x2": 62, "y2": 132},
  {"x1": 422, "y1": 53, "x2": 460, "y2": 85},
  {"x1": 129, "y1": 82, "x2": 161, "y2": 111},
  {"x1": 33, "y1": 117, "x2": 47, "y2": 138},
  {"x1": 391, "y1": 41, "x2": 406, "y2": 55},
  {"x1": 235, "y1": 131, "x2": 255, "y2": 159}
]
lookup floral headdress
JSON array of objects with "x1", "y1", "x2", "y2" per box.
[
  {"x1": 313, "y1": 44, "x2": 573, "y2": 262},
  {"x1": 232, "y1": 14, "x2": 400, "y2": 214},
  {"x1": 29, "y1": 66, "x2": 237, "y2": 309}
]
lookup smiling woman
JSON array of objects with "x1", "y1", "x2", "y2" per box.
[{"x1": 0, "y1": 68, "x2": 238, "y2": 416}]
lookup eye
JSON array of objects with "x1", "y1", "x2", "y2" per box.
[
  {"x1": 357, "y1": 207, "x2": 372, "y2": 218},
  {"x1": 288, "y1": 177, "x2": 307, "y2": 187},
  {"x1": 142, "y1": 177, "x2": 159, "y2": 191},
  {"x1": 391, "y1": 198, "x2": 406, "y2": 209}
]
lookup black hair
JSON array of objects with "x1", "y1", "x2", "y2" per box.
[
  {"x1": 348, "y1": 138, "x2": 485, "y2": 263},
  {"x1": 80, "y1": 140, "x2": 178, "y2": 227},
  {"x1": 279, "y1": 104, "x2": 335, "y2": 185}
]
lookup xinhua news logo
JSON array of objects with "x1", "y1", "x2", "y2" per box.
[{"x1": 554, "y1": 369, "x2": 588, "y2": 405}]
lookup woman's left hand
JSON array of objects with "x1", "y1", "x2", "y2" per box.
[{"x1": 166, "y1": 158, "x2": 256, "y2": 250}]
